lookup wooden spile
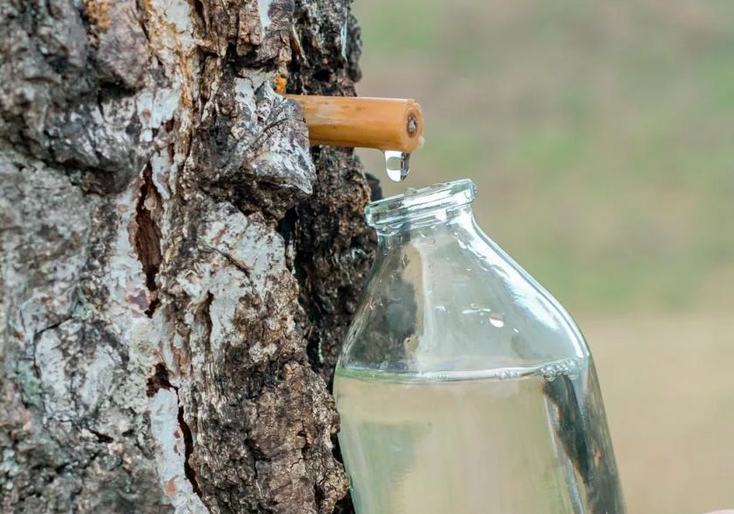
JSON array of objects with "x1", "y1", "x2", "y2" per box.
[{"x1": 286, "y1": 95, "x2": 424, "y2": 153}]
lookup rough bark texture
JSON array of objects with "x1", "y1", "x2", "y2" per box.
[{"x1": 0, "y1": 0, "x2": 374, "y2": 512}]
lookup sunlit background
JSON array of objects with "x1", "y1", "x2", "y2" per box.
[{"x1": 354, "y1": 0, "x2": 734, "y2": 512}]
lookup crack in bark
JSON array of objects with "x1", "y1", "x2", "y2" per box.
[
  {"x1": 145, "y1": 364, "x2": 203, "y2": 499},
  {"x1": 135, "y1": 0, "x2": 151, "y2": 44},
  {"x1": 33, "y1": 316, "x2": 75, "y2": 341},
  {"x1": 177, "y1": 402, "x2": 202, "y2": 499},
  {"x1": 133, "y1": 164, "x2": 163, "y2": 317},
  {"x1": 214, "y1": 249, "x2": 254, "y2": 282},
  {"x1": 87, "y1": 428, "x2": 114, "y2": 443},
  {"x1": 201, "y1": 292, "x2": 215, "y2": 358}
]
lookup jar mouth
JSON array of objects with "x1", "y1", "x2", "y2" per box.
[{"x1": 365, "y1": 179, "x2": 477, "y2": 229}]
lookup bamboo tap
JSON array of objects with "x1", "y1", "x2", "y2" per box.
[{"x1": 285, "y1": 95, "x2": 424, "y2": 153}]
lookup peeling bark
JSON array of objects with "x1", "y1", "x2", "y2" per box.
[{"x1": 0, "y1": 0, "x2": 371, "y2": 512}]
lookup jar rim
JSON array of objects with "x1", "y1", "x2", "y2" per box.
[{"x1": 365, "y1": 179, "x2": 477, "y2": 229}]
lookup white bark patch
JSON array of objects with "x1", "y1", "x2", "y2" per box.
[
  {"x1": 201, "y1": 203, "x2": 286, "y2": 295},
  {"x1": 250, "y1": 342, "x2": 278, "y2": 361},
  {"x1": 150, "y1": 150, "x2": 174, "y2": 201},
  {"x1": 250, "y1": 86, "x2": 316, "y2": 195},
  {"x1": 35, "y1": 320, "x2": 123, "y2": 423},
  {"x1": 135, "y1": 87, "x2": 180, "y2": 143},
  {"x1": 100, "y1": 183, "x2": 160, "y2": 415},
  {"x1": 246, "y1": 70, "x2": 274, "y2": 91},
  {"x1": 207, "y1": 267, "x2": 251, "y2": 359},
  {"x1": 171, "y1": 202, "x2": 296, "y2": 365},
  {"x1": 176, "y1": 257, "x2": 250, "y2": 362},
  {"x1": 258, "y1": 0, "x2": 273, "y2": 33},
  {"x1": 231, "y1": 78, "x2": 258, "y2": 141},
  {"x1": 145, "y1": 0, "x2": 196, "y2": 65},
  {"x1": 340, "y1": 7, "x2": 349, "y2": 59},
  {"x1": 35, "y1": 324, "x2": 78, "y2": 418},
  {"x1": 77, "y1": 345, "x2": 118, "y2": 410},
  {"x1": 149, "y1": 389, "x2": 208, "y2": 513},
  {"x1": 110, "y1": 183, "x2": 154, "y2": 327},
  {"x1": 143, "y1": 0, "x2": 199, "y2": 144}
]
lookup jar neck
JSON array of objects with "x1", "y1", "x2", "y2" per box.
[
  {"x1": 373, "y1": 204, "x2": 476, "y2": 241},
  {"x1": 367, "y1": 179, "x2": 478, "y2": 239}
]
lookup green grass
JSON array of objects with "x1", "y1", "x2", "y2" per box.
[
  {"x1": 359, "y1": 0, "x2": 447, "y2": 58},
  {"x1": 355, "y1": 0, "x2": 734, "y2": 313}
]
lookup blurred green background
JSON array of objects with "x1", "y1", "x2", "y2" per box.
[{"x1": 354, "y1": 0, "x2": 734, "y2": 512}]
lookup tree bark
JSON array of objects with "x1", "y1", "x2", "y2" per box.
[{"x1": 0, "y1": 0, "x2": 373, "y2": 512}]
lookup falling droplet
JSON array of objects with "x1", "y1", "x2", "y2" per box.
[
  {"x1": 385, "y1": 150, "x2": 411, "y2": 182},
  {"x1": 489, "y1": 312, "x2": 505, "y2": 328}
]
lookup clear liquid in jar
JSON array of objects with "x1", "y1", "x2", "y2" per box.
[{"x1": 334, "y1": 360, "x2": 625, "y2": 514}]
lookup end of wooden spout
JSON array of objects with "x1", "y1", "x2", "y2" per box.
[{"x1": 285, "y1": 95, "x2": 424, "y2": 153}]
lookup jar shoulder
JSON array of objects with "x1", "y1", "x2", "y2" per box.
[{"x1": 340, "y1": 230, "x2": 589, "y2": 374}]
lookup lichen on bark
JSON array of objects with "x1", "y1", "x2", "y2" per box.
[{"x1": 0, "y1": 0, "x2": 373, "y2": 512}]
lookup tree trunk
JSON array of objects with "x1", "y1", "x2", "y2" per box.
[{"x1": 0, "y1": 0, "x2": 374, "y2": 512}]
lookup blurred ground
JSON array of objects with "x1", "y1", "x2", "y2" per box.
[
  {"x1": 353, "y1": 0, "x2": 734, "y2": 512},
  {"x1": 587, "y1": 314, "x2": 734, "y2": 514}
]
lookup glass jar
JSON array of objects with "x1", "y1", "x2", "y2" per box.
[{"x1": 334, "y1": 179, "x2": 625, "y2": 514}]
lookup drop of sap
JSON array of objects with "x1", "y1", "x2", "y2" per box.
[{"x1": 385, "y1": 151, "x2": 411, "y2": 182}]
